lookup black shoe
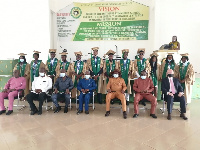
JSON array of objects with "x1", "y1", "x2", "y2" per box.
[
  {"x1": 38, "y1": 110, "x2": 42, "y2": 115},
  {"x1": 85, "y1": 110, "x2": 89, "y2": 114},
  {"x1": 133, "y1": 114, "x2": 139, "y2": 118},
  {"x1": 105, "y1": 111, "x2": 110, "y2": 117},
  {"x1": 167, "y1": 114, "x2": 172, "y2": 120},
  {"x1": 0, "y1": 110, "x2": 6, "y2": 115},
  {"x1": 150, "y1": 114, "x2": 157, "y2": 119},
  {"x1": 30, "y1": 108, "x2": 38, "y2": 115},
  {"x1": 180, "y1": 113, "x2": 188, "y2": 120},
  {"x1": 126, "y1": 101, "x2": 129, "y2": 106},
  {"x1": 64, "y1": 107, "x2": 68, "y2": 113},
  {"x1": 77, "y1": 110, "x2": 83, "y2": 115},
  {"x1": 54, "y1": 106, "x2": 61, "y2": 113},
  {"x1": 6, "y1": 110, "x2": 13, "y2": 115},
  {"x1": 123, "y1": 111, "x2": 127, "y2": 119}
]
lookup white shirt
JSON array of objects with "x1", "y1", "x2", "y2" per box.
[
  {"x1": 32, "y1": 75, "x2": 52, "y2": 93},
  {"x1": 51, "y1": 58, "x2": 55, "y2": 65}
]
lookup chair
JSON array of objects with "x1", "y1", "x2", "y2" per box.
[
  {"x1": 42, "y1": 89, "x2": 54, "y2": 111},
  {"x1": 159, "y1": 93, "x2": 181, "y2": 114},
  {"x1": 5, "y1": 89, "x2": 26, "y2": 110},
  {"x1": 76, "y1": 91, "x2": 95, "y2": 110}
]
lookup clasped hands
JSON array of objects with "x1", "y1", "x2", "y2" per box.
[
  {"x1": 107, "y1": 89, "x2": 124, "y2": 94},
  {"x1": 54, "y1": 88, "x2": 70, "y2": 94},
  {"x1": 81, "y1": 89, "x2": 89, "y2": 93}
]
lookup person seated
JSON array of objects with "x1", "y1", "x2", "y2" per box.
[
  {"x1": 0, "y1": 70, "x2": 26, "y2": 115},
  {"x1": 26, "y1": 67, "x2": 52, "y2": 115},
  {"x1": 77, "y1": 70, "x2": 97, "y2": 115},
  {"x1": 51, "y1": 69, "x2": 73, "y2": 113},
  {"x1": 161, "y1": 69, "x2": 188, "y2": 120},
  {"x1": 105, "y1": 69, "x2": 127, "y2": 119},
  {"x1": 133, "y1": 70, "x2": 157, "y2": 119}
]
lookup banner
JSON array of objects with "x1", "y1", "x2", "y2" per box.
[{"x1": 57, "y1": 1, "x2": 149, "y2": 41}]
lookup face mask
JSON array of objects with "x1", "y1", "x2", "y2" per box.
[
  {"x1": 85, "y1": 75, "x2": 90, "y2": 79},
  {"x1": 168, "y1": 59, "x2": 172, "y2": 62},
  {"x1": 39, "y1": 72, "x2": 45, "y2": 77},
  {"x1": 113, "y1": 74, "x2": 119, "y2": 78},
  {"x1": 20, "y1": 59, "x2": 24, "y2": 62},
  {"x1": 141, "y1": 76, "x2": 146, "y2": 80},
  {"x1": 60, "y1": 73, "x2": 65, "y2": 77},
  {"x1": 167, "y1": 74, "x2": 173, "y2": 77}
]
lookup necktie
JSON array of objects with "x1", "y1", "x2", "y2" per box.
[{"x1": 170, "y1": 78, "x2": 175, "y2": 94}]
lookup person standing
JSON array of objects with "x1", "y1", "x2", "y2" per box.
[
  {"x1": 45, "y1": 49, "x2": 58, "y2": 84},
  {"x1": 149, "y1": 52, "x2": 160, "y2": 98},
  {"x1": 55, "y1": 52, "x2": 72, "y2": 79},
  {"x1": 177, "y1": 53, "x2": 195, "y2": 103},
  {"x1": 169, "y1": 36, "x2": 180, "y2": 50},
  {"x1": 102, "y1": 50, "x2": 118, "y2": 95},
  {"x1": 133, "y1": 48, "x2": 151, "y2": 78},
  {"x1": 13, "y1": 53, "x2": 30, "y2": 97},
  {"x1": 87, "y1": 47, "x2": 103, "y2": 104},
  {"x1": 71, "y1": 51, "x2": 87, "y2": 98},
  {"x1": 118, "y1": 49, "x2": 133, "y2": 105},
  {"x1": 30, "y1": 50, "x2": 45, "y2": 90}
]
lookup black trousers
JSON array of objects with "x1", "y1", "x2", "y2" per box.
[
  {"x1": 165, "y1": 93, "x2": 186, "y2": 114},
  {"x1": 26, "y1": 92, "x2": 47, "y2": 111}
]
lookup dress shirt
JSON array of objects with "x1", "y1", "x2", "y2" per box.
[{"x1": 32, "y1": 75, "x2": 52, "y2": 93}]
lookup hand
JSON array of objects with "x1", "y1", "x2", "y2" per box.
[
  {"x1": 54, "y1": 88, "x2": 58, "y2": 94},
  {"x1": 35, "y1": 89, "x2": 41, "y2": 93},
  {"x1": 121, "y1": 90, "x2": 125, "y2": 94},
  {"x1": 49, "y1": 75, "x2": 54, "y2": 79},
  {"x1": 178, "y1": 92, "x2": 184, "y2": 97},
  {"x1": 9, "y1": 89, "x2": 16, "y2": 92},
  {"x1": 182, "y1": 79, "x2": 186, "y2": 83},
  {"x1": 144, "y1": 90, "x2": 148, "y2": 93},
  {"x1": 66, "y1": 89, "x2": 70, "y2": 94},
  {"x1": 72, "y1": 72, "x2": 76, "y2": 75},
  {"x1": 2, "y1": 89, "x2": 8, "y2": 93},
  {"x1": 104, "y1": 72, "x2": 108, "y2": 77},
  {"x1": 107, "y1": 89, "x2": 111, "y2": 93},
  {"x1": 85, "y1": 89, "x2": 89, "y2": 92},
  {"x1": 140, "y1": 90, "x2": 144, "y2": 93},
  {"x1": 76, "y1": 74, "x2": 82, "y2": 80},
  {"x1": 24, "y1": 75, "x2": 27, "y2": 77},
  {"x1": 168, "y1": 92, "x2": 174, "y2": 97},
  {"x1": 81, "y1": 89, "x2": 85, "y2": 93},
  {"x1": 93, "y1": 75, "x2": 99, "y2": 80}
]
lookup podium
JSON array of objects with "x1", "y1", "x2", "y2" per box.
[{"x1": 154, "y1": 50, "x2": 180, "y2": 63}]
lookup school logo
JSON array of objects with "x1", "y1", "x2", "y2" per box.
[{"x1": 70, "y1": 7, "x2": 82, "y2": 19}]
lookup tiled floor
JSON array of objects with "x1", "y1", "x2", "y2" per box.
[{"x1": 0, "y1": 100, "x2": 200, "y2": 150}]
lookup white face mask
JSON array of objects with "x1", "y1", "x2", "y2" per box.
[
  {"x1": 113, "y1": 74, "x2": 119, "y2": 78},
  {"x1": 39, "y1": 72, "x2": 45, "y2": 77},
  {"x1": 168, "y1": 59, "x2": 172, "y2": 62},
  {"x1": 85, "y1": 75, "x2": 90, "y2": 79},
  {"x1": 60, "y1": 73, "x2": 65, "y2": 77},
  {"x1": 141, "y1": 76, "x2": 146, "y2": 80},
  {"x1": 20, "y1": 59, "x2": 24, "y2": 62}
]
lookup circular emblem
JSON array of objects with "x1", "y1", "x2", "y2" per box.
[{"x1": 70, "y1": 7, "x2": 82, "y2": 19}]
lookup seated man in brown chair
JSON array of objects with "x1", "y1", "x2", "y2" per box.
[
  {"x1": 105, "y1": 69, "x2": 127, "y2": 119},
  {"x1": 133, "y1": 70, "x2": 157, "y2": 119}
]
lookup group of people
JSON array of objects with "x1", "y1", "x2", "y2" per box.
[{"x1": 0, "y1": 45, "x2": 195, "y2": 120}]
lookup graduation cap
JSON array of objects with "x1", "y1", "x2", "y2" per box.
[
  {"x1": 91, "y1": 47, "x2": 99, "y2": 51},
  {"x1": 167, "y1": 53, "x2": 174, "y2": 56},
  {"x1": 122, "y1": 49, "x2": 129, "y2": 53},
  {"x1": 74, "y1": 51, "x2": 83, "y2": 56},
  {"x1": 49, "y1": 49, "x2": 57, "y2": 53},
  {"x1": 137, "y1": 48, "x2": 145, "y2": 54},
  {"x1": 150, "y1": 52, "x2": 159, "y2": 57},
  {"x1": 106, "y1": 50, "x2": 116, "y2": 56},
  {"x1": 33, "y1": 50, "x2": 41, "y2": 54},
  {"x1": 59, "y1": 52, "x2": 68, "y2": 56},
  {"x1": 180, "y1": 53, "x2": 189, "y2": 57},
  {"x1": 18, "y1": 53, "x2": 27, "y2": 56}
]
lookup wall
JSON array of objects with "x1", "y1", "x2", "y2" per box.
[
  {"x1": 0, "y1": 0, "x2": 50, "y2": 63},
  {"x1": 49, "y1": 0, "x2": 156, "y2": 62}
]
